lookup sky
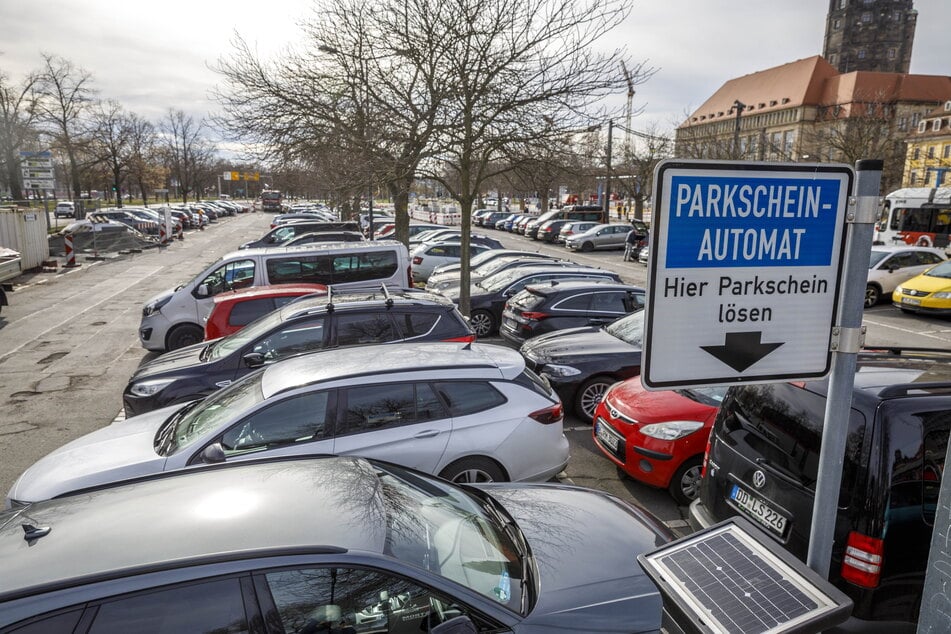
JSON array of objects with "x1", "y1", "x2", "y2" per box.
[{"x1": 1, "y1": 0, "x2": 948, "y2": 151}]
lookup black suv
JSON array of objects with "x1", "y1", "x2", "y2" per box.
[
  {"x1": 239, "y1": 221, "x2": 361, "y2": 249},
  {"x1": 499, "y1": 280, "x2": 645, "y2": 346},
  {"x1": 123, "y1": 288, "x2": 474, "y2": 416},
  {"x1": 689, "y1": 347, "x2": 951, "y2": 630}
]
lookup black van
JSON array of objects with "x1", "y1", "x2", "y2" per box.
[
  {"x1": 689, "y1": 347, "x2": 951, "y2": 630},
  {"x1": 524, "y1": 205, "x2": 607, "y2": 238}
]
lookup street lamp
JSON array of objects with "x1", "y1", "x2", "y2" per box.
[{"x1": 731, "y1": 100, "x2": 746, "y2": 159}]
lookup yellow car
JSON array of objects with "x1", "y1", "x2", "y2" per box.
[{"x1": 893, "y1": 259, "x2": 951, "y2": 314}]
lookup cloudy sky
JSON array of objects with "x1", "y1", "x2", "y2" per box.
[{"x1": 1, "y1": 0, "x2": 948, "y2": 145}]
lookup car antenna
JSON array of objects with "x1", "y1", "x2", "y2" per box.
[
  {"x1": 325, "y1": 285, "x2": 334, "y2": 313},
  {"x1": 380, "y1": 283, "x2": 394, "y2": 308}
]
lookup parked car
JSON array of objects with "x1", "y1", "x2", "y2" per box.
[
  {"x1": 203, "y1": 283, "x2": 327, "y2": 340},
  {"x1": 556, "y1": 220, "x2": 599, "y2": 244},
  {"x1": 376, "y1": 222, "x2": 444, "y2": 240},
  {"x1": 127, "y1": 287, "x2": 473, "y2": 415},
  {"x1": 426, "y1": 251, "x2": 562, "y2": 292},
  {"x1": 411, "y1": 241, "x2": 495, "y2": 283},
  {"x1": 271, "y1": 211, "x2": 334, "y2": 228},
  {"x1": 12, "y1": 341, "x2": 569, "y2": 505},
  {"x1": 593, "y1": 376, "x2": 727, "y2": 504},
  {"x1": 438, "y1": 265, "x2": 623, "y2": 338},
  {"x1": 283, "y1": 231, "x2": 366, "y2": 246},
  {"x1": 480, "y1": 210, "x2": 511, "y2": 229},
  {"x1": 874, "y1": 246, "x2": 948, "y2": 309},
  {"x1": 0, "y1": 455, "x2": 674, "y2": 632},
  {"x1": 240, "y1": 221, "x2": 362, "y2": 249},
  {"x1": 515, "y1": 215, "x2": 534, "y2": 234},
  {"x1": 638, "y1": 243, "x2": 650, "y2": 264},
  {"x1": 428, "y1": 255, "x2": 577, "y2": 294},
  {"x1": 93, "y1": 209, "x2": 161, "y2": 235},
  {"x1": 689, "y1": 347, "x2": 951, "y2": 628},
  {"x1": 535, "y1": 219, "x2": 570, "y2": 242},
  {"x1": 409, "y1": 230, "x2": 503, "y2": 250},
  {"x1": 500, "y1": 280, "x2": 645, "y2": 346},
  {"x1": 566, "y1": 222, "x2": 632, "y2": 252},
  {"x1": 53, "y1": 201, "x2": 75, "y2": 218},
  {"x1": 520, "y1": 308, "x2": 646, "y2": 422},
  {"x1": 495, "y1": 213, "x2": 518, "y2": 230}
]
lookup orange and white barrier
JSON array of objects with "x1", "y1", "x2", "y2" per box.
[{"x1": 64, "y1": 234, "x2": 79, "y2": 267}]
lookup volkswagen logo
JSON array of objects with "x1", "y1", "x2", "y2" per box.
[{"x1": 752, "y1": 470, "x2": 767, "y2": 489}]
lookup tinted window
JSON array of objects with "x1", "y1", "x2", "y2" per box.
[
  {"x1": 253, "y1": 318, "x2": 326, "y2": 360},
  {"x1": 341, "y1": 383, "x2": 447, "y2": 433},
  {"x1": 590, "y1": 291, "x2": 627, "y2": 313},
  {"x1": 434, "y1": 382, "x2": 506, "y2": 416},
  {"x1": 923, "y1": 411, "x2": 950, "y2": 525},
  {"x1": 228, "y1": 298, "x2": 277, "y2": 327},
  {"x1": 200, "y1": 260, "x2": 256, "y2": 297},
  {"x1": 331, "y1": 251, "x2": 399, "y2": 284},
  {"x1": 334, "y1": 312, "x2": 399, "y2": 346},
  {"x1": 6, "y1": 610, "x2": 83, "y2": 634},
  {"x1": 394, "y1": 311, "x2": 440, "y2": 338},
  {"x1": 221, "y1": 391, "x2": 330, "y2": 453},
  {"x1": 918, "y1": 252, "x2": 944, "y2": 266},
  {"x1": 87, "y1": 577, "x2": 248, "y2": 633},
  {"x1": 557, "y1": 293, "x2": 591, "y2": 311}
]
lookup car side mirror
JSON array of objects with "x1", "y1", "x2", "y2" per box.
[
  {"x1": 243, "y1": 352, "x2": 266, "y2": 367},
  {"x1": 196, "y1": 284, "x2": 209, "y2": 297},
  {"x1": 201, "y1": 443, "x2": 226, "y2": 464},
  {"x1": 887, "y1": 263, "x2": 900, "y2": 272},
  {"x1": 431, "y1": 616, "x2": 478, "y2": 634}
]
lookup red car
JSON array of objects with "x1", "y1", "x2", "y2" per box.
[
  {"x1": 204, "y1": 284, "x2": 326, "y2": 340},
  {"x1": 592, "y1": 376, "x2": 726, "y2": 505}
]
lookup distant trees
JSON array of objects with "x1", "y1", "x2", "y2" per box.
[{"x1": 0, "y1": 69, "x2": 39, "y2": 198}]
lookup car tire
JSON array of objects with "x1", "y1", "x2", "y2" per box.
[
  {"x1": 668, "y1": 457, "x2": 703, "y2": 506},
  {"x1": 581, "y1": 241, "x2": 594, "y2": 252},
  {"x1": 864, "y1": 284, "x2": 881, "y2": 308},
  {"x1": 575, "y1": 375, "x2": 615, "y2": 422},
  {"x1": 439, "y1": 456, "x2": 505, "y2": 484},
  {"x1": 166, "y1": 323, "x2": 204, "y2": 351},
  {"x1": 469, "y1": 310, "x2": 495, "y2": 338}
]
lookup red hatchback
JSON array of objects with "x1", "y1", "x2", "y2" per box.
[
  {"x1": 592, "y1": 376, "x2": 726, "y2": 505},
  {"x1": 204, "y1": 284, "x2": 326, "y2": 340}
]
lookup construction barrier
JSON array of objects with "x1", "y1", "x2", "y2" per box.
[
  {"x1": 64, "y1": 234, "x2": 79, "y2": 268},
  {"x1": 159, "y1": 224, "x2": 167, "y2": 245}
]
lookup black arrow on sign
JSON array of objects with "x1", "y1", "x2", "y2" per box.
[{"x1": 700, "y1": 332, "x2": 784, "y2": 372}]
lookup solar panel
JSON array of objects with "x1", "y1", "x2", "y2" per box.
[{"x1": 638, "y1": 517, "x2": 852, "y2": 634}]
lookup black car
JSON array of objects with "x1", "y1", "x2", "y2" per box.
[
  {"x1": 425, "y1": 251, "x2": 563, "y2": 292},
  {"x1": 240, "y1": 221, "x2": 361, "y2": 249},
  {"x1": 122, "y1": 288, "x2": 474, "y2": 416},
  {"x1": 500, "y1": 280, "x2": 645, "y2": 346},
  {"x1": 689, "y1": 347, "x2": 951, "y2": 629},
  {"x1": 520, "y1": 309, "x2": 645, "y2": 422},
  {"x1": 534, "y1": 219, "x2": 570, "y2": 242},
  {"x1": 284, "y1": 231, "x2": 366, "y2": 246},
  {"x1": 439, "y1": 265, "x2": 623, "y2": 338}
]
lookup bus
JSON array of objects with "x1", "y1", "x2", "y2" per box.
[
  {"x1": 260, "y1": 189, "x2": 283, "y2": 212},
  {"x1": 875, "y1": 187, "x2": 951, "y2": 250}
]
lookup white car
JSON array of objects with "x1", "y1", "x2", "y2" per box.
[
  {"x1": 7, "y1": 342, "x2": 569, "y2": 506},
  {"x1": 866, "y1": 245, "x2": 946, "y2": 307},
  {"x1": 54, "y1": 201, "x2": 75, "y2": 218},
  {"x1": 410, "y1": 240, "x2": 494, "y2": 283}
]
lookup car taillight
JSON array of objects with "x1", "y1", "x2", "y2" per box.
[
  {"x1": 413, "y1": 256, "x2": 423, "y2": 265},
  {"x1": 442, "y1": 334, "x2": 477, "y2": 343},
  {"x1": 841, "y1": 531, "x2": 883, "y2": 588},
  {"x1": 529, "y1": 402, "x2": 563, "y2": 425},
  {"x1": 520, "y1": 311, "x2": 549, "y2": 321},
  {"x1": 700, "y1": 430, "x2": 714, "y2": 478}
]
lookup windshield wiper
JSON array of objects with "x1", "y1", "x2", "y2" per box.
[{"x1": 155, "y1": 400, "x2": 201, "y2": 454}]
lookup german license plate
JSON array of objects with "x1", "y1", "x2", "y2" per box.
[
  {"x1": 901, "y1": 296, "x2": 921, "y2": 306},
  {"x1": 595, "y1": 421, "x2": 619, "y2": 452},
  {"x1": 731, "y1": 485, "x2": 787, "y2": 535},
  {"x1": 503, "y1": 317, "x2": 517, "y2": 329}
]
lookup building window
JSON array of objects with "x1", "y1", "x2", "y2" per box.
[
  {"x1": 858, "y1": 49, "x2": 867, "y2": 59},
  {"x1": 893, "y1": 9, "x2": 902, "y2": 20},
  {"x1": 910, "y1": 172, "x2": 918, "y2": 185},
  {"x1": 918, "y1": 121, "x2": 927, "y2": 133},
  {"x1": 861, "y1": 12, "x2": 872, "y2": 23},
  {"x1": 913, "y1": 147, "x2": 920, "y2": 160},
  {"x1": 943, "y1": 145, "x2": 950, "y2": 159},
  {"x1": 834, "y1": 18, "x2": 841, "y2": 29},
  {"x1": 862, "y1": 0, "x2": 874, "y2": 5},
  {"x1": 839, "y1": 0, "x2": 847, "y2": 7},
  {"x1": 934, "y1": 119, "x2": 943, "y2": 132},
  {"x1": 928, "y1": 146, "x2": 936, "y2": 159},
  {"x1": 898, "y1": 117, "x2": 907, "y2": 131},
  {"x1": 888, "y1": 48, "x2": 897, "y2": 59}
]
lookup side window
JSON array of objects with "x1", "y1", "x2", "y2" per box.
[
  {"x1": 341, "y1": 383, "x2": 447, "y2": 434},
  {"x1": 331, "y1": 251, "x2": 399, "y2": 284},
  {"x1": 220, "y1": 391, "x2": 330, "y2": 454},
  {"x1": 890, "y1": 253, "x2": 917, "y2": 269},
  {"x1": 229, "y1": 298, "x2": 277, "y2": 327},
  {"x1": 6, "y1": 610, "x2": 83, "y2": 634},
  {"x1": 629, "y1": 290, "x2": 646, "y2": 310},
  {"x1": 557, "y1": 294, "x2": 591, "y2": 311},
  {"x1": 590, "y1": 291, "x2": 626, "y2": 313},
  {"x1": 253, "y1": 317, "x2": 326, "y2": 360},
  {"x1": 434, "y1": 382, "x2": 506, "y2": 416},
  {"x1": 86, "y1": 577, "x2": 249, "y2": 633},
  {"x1": 429, "y1": 244, "x2": 451, "y2": 257},
  {"x1": 261, "y1": 567, "x2": 493, "y2": 634},
  {"x1": 395, "y1": 311, "x2": 440, "y2": 339},
  {"x1": 922, "y1": 411, "x2": 951, "y2": 525},
  {"x1": 334, "y1": 312, "x2": 399, "y2": 346},
  {"x1": 271, "y1": 227, "x2": 294, "y2": 243},
  {"x1": 919, "y1": 252, "x2": 945, "y2": 266},
  {"x1": 267, "y1": 256, "x2": 331, "y2": 284},
  {"x1": 199, "y1": 259, "x2": 256, "y2": 297}
]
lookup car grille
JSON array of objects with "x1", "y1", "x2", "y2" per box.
[{"x1": 904, "y1": 289, "x2": 930, "y2": 297}]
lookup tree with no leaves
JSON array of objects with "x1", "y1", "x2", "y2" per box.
[
  {"x1": 161, "y1": 109, "x2": 210, "y2": 204},
  {"x1": 0, "y1": 67, "x2": 39, "y2": 199}
]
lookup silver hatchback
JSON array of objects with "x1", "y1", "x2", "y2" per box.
[{"x1": 566, "y1": 223, "x2": 633, "y2": 252}]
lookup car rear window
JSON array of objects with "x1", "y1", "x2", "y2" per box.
[
  {"x1": 433, "y1": 381, "x2": 506, "y2": 416},
  {"x1": 228, "y1": 298, "x2": 277, "y2": 327},
  {"x1": 508, "y1": 289, "x2": 545, "y2": 311},
  {"x1": 512, "y1": 368, "x2": 555, "y2": 399}
]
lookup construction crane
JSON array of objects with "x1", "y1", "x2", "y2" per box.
[{"x1": 620, "y1": 61, "x2": 636, "y2": 160}]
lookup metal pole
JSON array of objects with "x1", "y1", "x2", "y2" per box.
[
  {"x1": 806, "y1": 159, "x2": 882, "y2": 578},
  {"x1": 604, "y1": 120, "x2": 613, "y2": 217},
  {"x1": 732, "y1": 100, "x2": 745, "y2": 159},
  {"x1": 368, "y1": 182, "x2": 374, "y2": 240}
]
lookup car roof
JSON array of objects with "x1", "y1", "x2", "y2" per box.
[
  {"x1": 524, "y1": 279, "x2": 644, "y2": 295},
  {"x1": 485, "y1": 263, "x2": 617, "y2": 280},
  {"x1": 261, "y1": 342, "x2": 523, "y2": 397},
  {"x1": 0, "y1": 457, "x2": 390, "y2": 601},
  {"x1": 279, "y1": 287, "x2": 454, "y2": 320},
  {"x1": 235, "y1": 240, "x2": 404, "y2": 257},
  {"x1": 211, "y1": 283, "x2": 328, "y2": 305},
  {"x1": 870, "y1": 245, "x2": 945, "y2": 255}
]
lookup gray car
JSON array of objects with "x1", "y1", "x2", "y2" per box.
[
  {"x1": 565, "y1": 222, "x2": 632, "y2": 252},
  {"x1": 0, "y1": 455, "x2": 674, "y2": 633}
]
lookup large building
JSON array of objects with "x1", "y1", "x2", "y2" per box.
[
  {"x1": 823, "y1": 0, "x2": 917, "y2": 74},
  {"x1": 902, "y1": 101, "x2": 951, "y2": 187}
]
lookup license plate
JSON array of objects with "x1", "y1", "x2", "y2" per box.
[
  {"x1": 503, "y1": 317, "x2": 517, "y2": 329},
  {"x1": 731, "y1": 485, "x2": 787, "y2": 535},
  {"x1": 901, "y1": 296, "x2": 921, "y2": 306},
  {"x1": 595, "y1": 421, "x2": 619, "y2": 451}
]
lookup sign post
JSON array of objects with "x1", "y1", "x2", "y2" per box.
[{"x1": 643, "y1": 160, "x2": 853, "y2": 390}]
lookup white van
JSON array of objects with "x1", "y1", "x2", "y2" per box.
[{"x1": 138, "y1": 241, "x2": 412, "y2": 351}]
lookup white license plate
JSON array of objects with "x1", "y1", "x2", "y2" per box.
[
  {"x1": 503, "y1": 318, "x2": 517, "y2": 328},
  {"x1": 731, "y1": 485, "x2": 787, "y2": 535},
  {"x1": 901, "y1": 296, "x2": 922, "y2": 306},
  {"x1": 595, "y1": 422, "x2": 619, "y2": 451}
]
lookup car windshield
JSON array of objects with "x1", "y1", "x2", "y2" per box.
[
  {"x1": 476, "y1": 257, "x2": 533, "y2": 277},
  {"x1": 206, "y1": 306, "x2": 290, "y2": 360},
  {"x1": 925, "y1": 260, "x2": 951, "y2": 279},
  {"x1": 156, "y1": 370, "x2": 266, "y2": 455},
  {"x1": 603, "y1": 309, "x2": 645, "y2": 345},
  {"x1": 868, "y1": 250, "x2": 891, "y2": 268},
  {"x1": 675, "y1": 385, "x2": 729, "y2": 406},
  {"x1": 479, "y1": 268, "x2": 542, "y2": 292},
  {"x1": 377, "y1": 463, "x2": 529, "y2": 614}
]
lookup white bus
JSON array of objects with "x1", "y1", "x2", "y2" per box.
[{"x1": 875, "y1": 187, "x2": 951, "y2": 250}]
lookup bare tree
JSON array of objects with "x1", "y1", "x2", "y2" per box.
[
  {"x1": 88, "y1": 100, "x2": 134, "y2": 207},
  {"x1": 0, "y1": 67, "x2": 40, "y2": 199},
  {"x1": 125, "y1": 113, "x2": 159, "y2": 205},
  {"x1": 615, "y1": 122, "x2": 672, "y2": 220},
  {"x1": 35, "y1": 54, "x2": 96, "y2": 199},
  {"x1": 161, "y1": 109, "x2": 210, "y2": 203}
]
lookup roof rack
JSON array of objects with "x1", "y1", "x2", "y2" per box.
[{"x1": 325, "y1": 286, "x2": 334, "y2": 313}]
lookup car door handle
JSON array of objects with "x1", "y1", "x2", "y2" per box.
[
  {"x1": 414, "y1": 430, "x2": 441, "y2": 439},
  {"x1": 215, "y1": 380, "x2": 232, "y2": 388}
]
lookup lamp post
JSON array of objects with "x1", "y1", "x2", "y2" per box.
[
  {"x1": 732, "y1": 100, "x2": 746, "y2": 159},
  {"x1": 604, "y1": 119, "x2": 614, "y2": 217}
]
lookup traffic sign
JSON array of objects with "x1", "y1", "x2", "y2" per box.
[
  {"x1": 642, "y1": 160, "x2": 853, "y2": 390},
  {"x1": 23, "y1": 179, "x2": 54, "y2": 189}
]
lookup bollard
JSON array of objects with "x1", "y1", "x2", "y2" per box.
[{"x1": 64, "y1": 234, "x2": 79, "y2": 268}]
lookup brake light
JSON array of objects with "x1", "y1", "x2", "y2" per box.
[
  {"x1": 700, "y1": 430, "x2": 714, "y2": 478},
  {"x1": 442, "y1": 334, "x2": 477, "y2": 343},
  {"x1": 841, "y1": 531, "x2": 883, "y2": 588},
  {"x1": 413, "y1": 256, "x2": 423, "y2": 265},
  {"x1": 529, "y1": 403, "x2": 563, "y2": 424},
  {"x1": 520, "y1": 311, "x2": 549, "y2": 321}
]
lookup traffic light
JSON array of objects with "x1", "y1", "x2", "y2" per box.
[{"x1": 111, "y1": 186, "x2": 117, "y2": 192}]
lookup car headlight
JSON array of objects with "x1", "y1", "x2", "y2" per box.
[
  {"x1": 894, "y1": 285, "x2": 904, "y2": 294},
  {"x1": 933, "y1": 291, "x2": 951, "y2": 299},
  {"x1": 142, "y1": 295, "x2": 172, "y2": 317},
  {"x1": 129, "y1": 378, "x2": 177, "y2": 398},
  {"x1": 640, "y1": 421, "x2": 704, "y2": 441},
  {"x1": 542, "y1": 364, "x2": 582, "y2": 377}
]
